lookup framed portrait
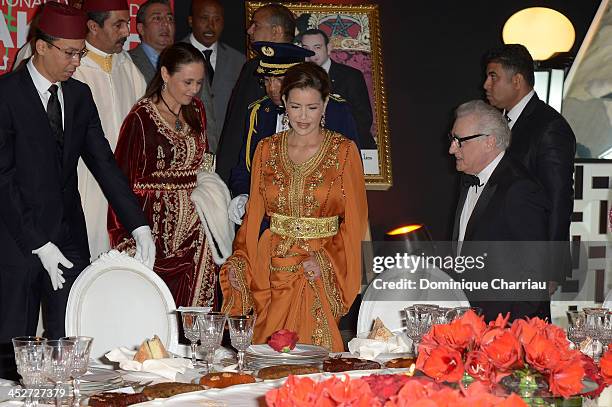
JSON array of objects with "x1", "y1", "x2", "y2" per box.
[{"x1": 245, "y1": 2, "x2": 392, "y2": 190}]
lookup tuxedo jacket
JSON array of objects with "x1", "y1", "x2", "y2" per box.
[
  {"x1": 216, "y1": 57, "x2": 266, "y2": 183},
  {"x1": 507, "y1": 94, "x2": 576, "y2": 242},
  {"x1": 128, "y1": 45, "x2": 156, "y2": 84},
  {"x1": 228, "y1": 95, "x2": 360, "y2": 196},
  {"x1": 452, "y1": 154, "x2": 551, "y2": 320},
  {"x1": 0, "y1": 65, "x2": 147, "y2": 267},
  {"x1": 328, "y1": 61, "x2": 377, "y2": 149}
]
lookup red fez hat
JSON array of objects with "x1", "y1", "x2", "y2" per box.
[
  {"x1": 83, "y1": 0, "x2": 129, "y2": 12},
  {"x1": 38, "y1": 2, "x2": 88, "y2": 40}
]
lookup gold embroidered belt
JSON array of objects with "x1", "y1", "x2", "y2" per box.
[
  {"x1": 133, "y1": 180, "x2": 197, "y2": 191},
  {"x1": 270, "y1": 213, "x2": 339, "y2": 239}
]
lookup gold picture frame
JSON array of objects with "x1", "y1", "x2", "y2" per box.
[{"x1": 245, "y1": 2, "x2": 392, "y2": 190}]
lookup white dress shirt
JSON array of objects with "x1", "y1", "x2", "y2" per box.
[
  {"x1": 505, "y1": 90, "x2": 534, "y2": 129},
  {"x1": 321, "y1": 57, "x2": 331, "y2": 73},
  {"x1": 27, "y1": 58, "x2": 64, "y2": 128},
  {"x1": 189, "y1": 34, "x2": 217, "y2": 70},
  {"x1": 458, "y1": 151, "x2": 505, "y2": 248}
]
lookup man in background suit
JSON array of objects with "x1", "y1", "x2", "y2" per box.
[
  {"x1": 0, "y1": 3, "x2": 153, "y2": 380},
  {"x1": 215, "y1": 3, "x2": 295, "y2": 183},
  {"x1": 483, "y1": 44, "x2": 576, "y2": 288},
  {"x1": 187, "y1": 0, "x2": 245, "y2": 149},
  {"x1": 129, "y1": 0, "x2": 175, "y2": 84},
  {"x1": 450, "y1": 100, "x2": 550, "y2": 322},
  {"x1": 298, "y1": 29, "x2": 377, "y2": 149}
]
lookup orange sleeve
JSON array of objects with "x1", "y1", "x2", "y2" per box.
[{"x1": 219, "y1": 142, "x2": 266, "y2": 315}]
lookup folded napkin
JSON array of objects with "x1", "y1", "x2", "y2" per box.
[
  {"x1": 347, "y1": 335, "x2": 411, "y2": 360},
  {"x1": 105, "y1": 347, "x2": 193, "y2": 380}
]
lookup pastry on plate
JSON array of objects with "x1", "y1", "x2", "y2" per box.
[
  {"x1": 88, "y1": 392, "x2": 148, "y2": 406},
  {"x1": 257, "y1": 364, "x2": 320, "y2": 379},
  {"x1": 323, "y1": 357, "x2": 381, "y2": 372},
  {"x1": 199, "y1": 372, "x2": 256, "y2": 388},
  {"x1": 142, "y1": 382, "x2": 204, "y2": 399}
]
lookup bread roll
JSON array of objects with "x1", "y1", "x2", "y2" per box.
[{"x1": 133, "y1": 335, "x2": 169, "y2": 362}]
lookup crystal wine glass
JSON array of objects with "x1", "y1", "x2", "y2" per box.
[
  {"x1": 197, "y1": 312, "x2": 227, "y2": 374},
  {"x1": 179, "y1": 310, "x2": 207, "y2": 366},
  {"x1": 566, "y1": 310, "x2": 586, "y2": 349},
  {"x1": 61, "y1": 336, "x2": 92, "y2": 406},
  {"x1": 583, "y1": 307, "x2": 608, "y2": 360},
  {"x1": 12, "y1": 336, "x2": 47, "y2": 407},
  {"x1": 404, "y1": 305, "x2": 433, "y2": 356},
  {"x1": 43, "y1": 339, "x2": 75, "y2": 407},
  {"x1": 228, "y1": 315, "x2": 256, "y2": 373}
]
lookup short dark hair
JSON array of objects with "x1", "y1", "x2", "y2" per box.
[
  {"x1": 136, "y1": 0, "x2": 170, "y2": 25},
  {"x1": 484, "y1": 44, "x2": 535, "y2": 87},
  {"x1": 190, "y1": 0, "x2": 223, "y2": 17},
  {"x1": 34, "y1": 28, "x2": 58, "y2": 46},
  {"x1": 297, "y1": 29, "x2": 329, "y2": 46},
  {"x1": 257, "y1": 3, "x2": 295, "y2": 42},
  {"x1": 144, "y1": 43, "x2": 206, "y2": 134},
  {"x1": 87, "y1": 11, "x2": 110, "y2": 27},
  {"x1": 281, "y1": 62, "x2": 330, "y2": 102}
]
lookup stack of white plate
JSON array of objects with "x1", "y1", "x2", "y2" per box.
[
  {"x1": 245, "y1": 344, "x2": 328, "y2": 370},
  {"x1": 78, "y1": 368, "x2": 124, "y2": 395}
]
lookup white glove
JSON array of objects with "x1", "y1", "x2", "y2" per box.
[
  {"x1": 132, "y1": 225, "x2": 156, "y2": 269},
  {"x1": 32, "y1": 242, "x2": 72, "y2": 291},
  {"x1": 228, "y1": 194, "x2": 249, "y2": 225}
]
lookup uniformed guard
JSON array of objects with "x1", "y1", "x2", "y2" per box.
[{"x1": 228, "y1": 41, "x2": 360, "y2": 224}]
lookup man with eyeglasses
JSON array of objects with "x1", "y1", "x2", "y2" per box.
[
  {"x1": 449, "y1": 100, "x2": 550, "y2": 322},
  {"x1": 215, "y1": 3, "x2": 296, "y2": 184},
  {"x1": 0, "y1": 2, "x2": 152, "y2": 380},
  {"x1": 72, "y1": 0, "x2": 148, "y2": 261}
]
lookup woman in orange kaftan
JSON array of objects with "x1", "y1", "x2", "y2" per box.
[{"x1": 220, "y1": 62, "x2": 368, "y2": 352}]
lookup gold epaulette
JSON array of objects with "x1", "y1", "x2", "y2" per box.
[
  {"x1": 248, "y1": 95, "x2": 269, "y2": 110},
  {"x1": 329, "y1": 93, "x2": 346, "y2": 102}
]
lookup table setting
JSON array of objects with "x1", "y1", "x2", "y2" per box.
[{"x1": 3, "y1": 305, "x2": 612, "y2": 406}]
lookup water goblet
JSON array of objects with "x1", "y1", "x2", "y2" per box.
[
  {"x1": 566, "y1": 310, "x2": 586, "y2": 349},
  {"x1": 179, "y1": 310, "x2": 207, "y2": 366},
  {"x1": 583, "y1": 307, "x2": 608, "y2": 360},
  {"x1": 43, "y1": 339, "x2": 75, "y2": 407},
  {"x1": 404, "y1": 305, "x2": 433, "y2": 355},
  {"x1": 197, "y1": 312, "x2": 227, "y2": 374},
  {"x1": 12, "y1": 336, "x2": 47, "y2": 407},
  {"x1": 61, "y1": 336, "x2": 92, "y2": 406},
  {"x1": 228, "y1": 315, "x2": 256, "y2": 373}
]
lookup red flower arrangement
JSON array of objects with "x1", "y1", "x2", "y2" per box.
[
  {"x1": 415, "y1": 310, "x2": 609, "y2": 399},
  {"x1": 268, "y1": 329, "x2": 299, "y2": 353},
  {"x1": 265, "y1": 374, "x2": 530, "y2": 407}
]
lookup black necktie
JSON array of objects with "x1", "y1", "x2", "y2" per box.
[
  {"x1": 274, "y1": 104, "x2": 285, "y2": 114},
  {"x1": 504, "y1": 112, "x2": 511, "y2": 124},
  {"x1": 462, "y1": 173, "x2": 482, "y2": 189},
  {"x1": 47, "y1": 84, "x2": 64, "y2": 150},
  {"x1": 202, "y1": 49, "x2": 214, "y2": 85}
]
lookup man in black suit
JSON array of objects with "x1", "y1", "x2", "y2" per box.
[
  {"x1": 129, "y1": 0, "x2": 175, "y2": 84},
  {"x1": 483, "y1": 44, "x2": 576, "y2": 287},
  {"x1": 0, "y1": 3, "x2": 153, "y2": 379},
  {"x1": 215, "y1": 3, "x2": 295, "y2": 183},
  {"x1": 185, "y1": 0, "x2": 245, "y2": 152},
  {"x1": 450, "y1": 100, "x2": 551, "y2": 322},
  {"x1": 298, "y1": 29, "x2": 377, "y2": 149}
]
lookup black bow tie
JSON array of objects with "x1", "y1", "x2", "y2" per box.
[
  {"x1": 462, "y1": 173, "x2": 482, "y2": 188},
  {"x1": 274, "y1": 104, "x2": 285, "y2": 114}
]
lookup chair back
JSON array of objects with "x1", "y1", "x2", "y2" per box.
[{"x1": 65, "y1": 250, "x2": 179, "y2": 361}]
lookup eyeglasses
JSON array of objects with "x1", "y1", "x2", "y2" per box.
[
  {"x1": 45, "y1": 40, "x2": 88, "y2": 60},
  {"x1": 448, "y1": 133, "x2": 489, "y2": 148}
]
